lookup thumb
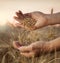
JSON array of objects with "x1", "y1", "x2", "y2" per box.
[
  {"x1": 13, "y1": 41, "x2": 22, "y2": 49},
  {"x1": 34, "y1": 21, "x2": 44, "y2": 28},
  {"x1": 13, "y1": 41, "x2": 32, "y2": 52}
]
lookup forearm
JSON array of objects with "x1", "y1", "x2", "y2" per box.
[
  {"x1": 46, "y1": 37, "x2": 60, "y2": 53},
  {"x1": 46, "y1": 12, "x2": 60, "y2": 25}
]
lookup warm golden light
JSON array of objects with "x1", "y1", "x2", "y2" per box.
[{"x1": 0, "y1": 14, "x2": 8, "y2": 26}]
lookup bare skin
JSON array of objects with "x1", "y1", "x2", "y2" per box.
[
  {"x1": 13, "y1": 10, "x2": 60, "y2": 30},
  {"x1": 12, "y1": 10, "x2": 60, "y2": 57},
  {"x1": 13, "y1": 38, "x2": 60, "y2": 57},
  {"x1": 13, "y1": 11, "x2": 48, "y2": 30}
]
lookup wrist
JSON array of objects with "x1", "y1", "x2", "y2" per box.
[
  {"x1": 45, "y1": 15, "x2": 52, "y2": 25},
  {"x1": 46, "y1": 41, "x2": 55, "y2": 53},
  {"x1": 42, "y1": 15, "x2": 51, "y2": 26},
  {"x1": 46, "y1": 13, "x2": 60, "y2": 25},
  {"x1": 43, "y1": 42, "x2": 53, "y2": 53}
]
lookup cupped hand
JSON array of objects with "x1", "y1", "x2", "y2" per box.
[
  {"x1": 13, "y1": 10, "x2": 48, "y2": 30},
  {"x1": 13, "y1": 41, "x2": 50, "y2": 58}
]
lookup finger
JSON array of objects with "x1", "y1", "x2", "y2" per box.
[
  {"x1": 20, "y1": 52, "x2": 34, "y2": 57},
  {"x1": 19, "y1": 10, "x2": 23, "y2": 16},
  {"x1": 15, "y1": 22, "x2": 24, "y2": 28},
  {"x1": 13, "y1": 21, "x2": 22, "y2": 27},
  {"x1": 34, "y1": 22, "x2": 43, "y2": 29},
  {"x1": 15, "y1": 11, "x2": 24, "y2": 19},
  {"x1": 14, "y1": 16, "x2": 20, "y2": 21},
  {"x1": 10, "y1": 20, "x2": 20, "y2": 27},
  {"x1": 16, "y1": 12, "x2": 21, "y2": 17},
  {"x1": 34, "y1": 21, "x2": 40, "y2": 27},
  {"x1": 18, "y1": 45, "x2": 32, "y2": 52},
  {"x1": 16, "y1": 12, "x2": 22, "y2": 18}
]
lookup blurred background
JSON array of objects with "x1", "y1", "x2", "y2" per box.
[{"x1": 0, "y1": 0, "x2": 60, "y2": 25}]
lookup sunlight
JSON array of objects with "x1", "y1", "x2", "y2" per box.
[{"x1": 0, "y1": 14, "x2": 8, "y2": 26}]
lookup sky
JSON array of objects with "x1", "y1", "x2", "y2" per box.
[{"x1": 0, "y1": 0, "x2": 60, "y2": 25}]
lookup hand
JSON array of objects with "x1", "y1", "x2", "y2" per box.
[
  {"x1": 13, "y1": 41, "x2": 50, "y2": 58},
  {"x1": 13, "y1": 11, "x2": 48, "y2": 30}
]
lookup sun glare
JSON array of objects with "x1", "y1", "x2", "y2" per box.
[{"x1": 0, "y1": 14, "x2": 8, "y2": 26}]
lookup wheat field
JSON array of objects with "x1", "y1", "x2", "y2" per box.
[{"x1": 0, "y1": 24, "x2": 60, "y2": 63}]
